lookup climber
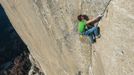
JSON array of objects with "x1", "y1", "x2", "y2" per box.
[
  {"x1": 77, "y1": 14, "x2": 103, "y2": 44},
  {"x1": 83, "y1": 15, "x2": 101, "y2": 40}
]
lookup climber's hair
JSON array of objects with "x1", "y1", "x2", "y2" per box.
[
  {"x1": 77, "y1": 14, "x2": 83, "y2": 21},
  {"x1": 82, "y1": 15, "x2": 89, "y2": 21}
]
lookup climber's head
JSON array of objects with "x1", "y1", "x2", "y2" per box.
[
  {"x1": 82, "y1": 15, "x2": 89, "y2": 21},
  {"x1": 77, "y1": 14, "x2": 84, "y2": 21}
]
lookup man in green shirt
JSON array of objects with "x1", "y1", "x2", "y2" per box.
[{"x1": 78, "y1": 14, "x2": 102, "y2": 43}]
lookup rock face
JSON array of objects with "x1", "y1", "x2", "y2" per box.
[
  {"x1": 0, "y1": 0, "x2": 134, "y2": 75},
  {"x1": 94, "y1": 0, "x2": 134, "y2": 75}
]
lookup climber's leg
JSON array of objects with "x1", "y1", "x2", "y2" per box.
[
  {"x1": 97, "y1": 27, "x2": 100, "y2": 35},
  {"x1": 88, "y1": 34, "x2": 95, "y2": 43},
  {"x1": 84, "y1": 26, "x2": 98, "y2": 36}
]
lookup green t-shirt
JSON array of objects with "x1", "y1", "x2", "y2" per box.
[{"x1": 78, "y1": 20, "x2": 86, "y2": 33}]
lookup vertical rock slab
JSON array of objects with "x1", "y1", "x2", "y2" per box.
[{"x1": 94, "y1": 0, "x2": 134, "y2": 75}]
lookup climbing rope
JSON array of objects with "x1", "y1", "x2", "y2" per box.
[
  {"x1": 91, "y1": 0, "x2": 112, "y2": 15},
  {"x1": 102, "y1": 0, "x2": 112, "y2": 15}
]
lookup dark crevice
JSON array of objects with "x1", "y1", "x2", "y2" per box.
[{"x1": 0, "y1": 4, "x2": 31, "y2": 75}]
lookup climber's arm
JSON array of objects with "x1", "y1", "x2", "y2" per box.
[{"x1": 86, "y1": 15, "x2": 103, "y2": 25}]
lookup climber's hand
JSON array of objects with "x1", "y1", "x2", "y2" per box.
[
  {"x1": 98, "y1": 14, "x2": 103, "y2": 18},
  {"x1": 97, "y1": 14, "x2": 103, "y2": 21}
]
